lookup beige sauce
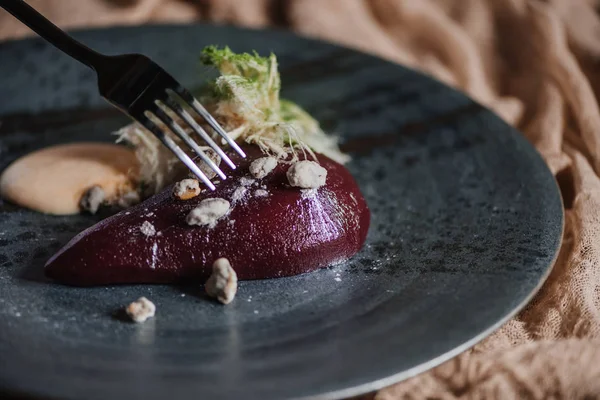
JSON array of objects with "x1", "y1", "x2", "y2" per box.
[{"x1": 0, "y1": 143, "x2": 139, "y2": 215}]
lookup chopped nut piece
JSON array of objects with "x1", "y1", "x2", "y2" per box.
[
  {"x1": 198, "y1": 149, "x2": 221, "y2": 179},
  {"x1": 205, "y1": 258, "x2": 237, "y2": 304},
  {"x1": 186, "y1": 198, "x2": 230, "y2": 228},
  {"x1": 173, "y1": 178, "x2": 201, "y2": 200},
  {"x1": 254, "y1": 189, "x2": 269, "y2": 197},
  {"x1": 79, "y1": 185, "x2": 105, "y2": 214},
  {"x1": 125, "y1": 297, "x2": 156, "y2": 323},
  {"x1": 286, "y1": 161, "x2": 327, "y2": 189},
  {"x1": 140, "y1": 220, "x2": 156, "y2": 237},
  {"x1": 117, "y1": 190, "x2": 140, "y2": 208},
  {"x1": 249, "y1": 157, "x2": 277, "y2": 179}
]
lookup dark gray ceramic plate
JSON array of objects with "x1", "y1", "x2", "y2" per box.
[{"x1": 0, "y1": 24, "x2": 562, "y2": 400}]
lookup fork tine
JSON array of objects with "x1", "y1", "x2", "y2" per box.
[
  {"x1": 153, "y1": 104, "x2": 227, "y2": 180},
  {"x1": 163, "y1": 94, "x2": 238, "y2": 171},
  {"x1": 173, "y1": 87, "x2": 247, "y2": 159},
  {"x1": 139, "y1": 113, "x2": 216, "y2": 191}
]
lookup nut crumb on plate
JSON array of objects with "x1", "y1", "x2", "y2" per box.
[
  {"x1": 186, "y1": 198, "x2": 230, "y2": 228},
  {"x1": 79, "y1": 185, "x2": 105, "y2": 214},
  {"x1": 286, "y1": 161, "x2": 327, "y2": 189},
  {"x1": 249, "y1": 157, "x2": 277, "y2": 179},
  {"x1": 140, "y1": 220, "x2": 156, "y2": 237},
  {"x1": 125, "y1": 297, "x2": 155, "y2": 323},
  {"x1": 254, "y1": 189, "x2": 269, "y2": 197},
  {"x1": 173, "y1": 178, "x2": 201, "y2": 200},
  {"x1": 205, "y1": 258, "x2": 238, "y2": 304}
]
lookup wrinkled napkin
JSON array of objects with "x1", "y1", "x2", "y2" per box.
[{"x1": 2, "y1": 0, "x2": 600, "y2": 398}]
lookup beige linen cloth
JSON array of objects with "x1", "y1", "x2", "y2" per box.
[{"x1": 2, "y1": 0, "x2": 600, "y2": 398}]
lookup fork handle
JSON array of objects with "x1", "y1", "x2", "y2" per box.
[{"x1": 0, "y1": 0, "x2": 105, "y2": 70}]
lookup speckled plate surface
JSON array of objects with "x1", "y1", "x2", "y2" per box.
[{"x1": 0, "y1": 24, "x2": 562, "y2": 400}]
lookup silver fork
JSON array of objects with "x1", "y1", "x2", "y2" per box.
[{"x1": 0, "y1": 0, "x2": 246, "y2": 191}]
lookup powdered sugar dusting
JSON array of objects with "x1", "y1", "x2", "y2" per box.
[
  {"x1": 301, "y1": 189, "x2": 318, "y2": 199},
  {"x1": 150, "y1": 242, "x2": 158, "y2": 269},
  {"x1": 231, "y1": 186, "x2": 248, "y2": 203},
  {"x1": 239, "y1": 177, "x2": 256, "y2": 187}
]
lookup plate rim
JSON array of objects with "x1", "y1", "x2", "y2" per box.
[{"x1": 0, "y1": 22, "x2": 565, "y2": 400}]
